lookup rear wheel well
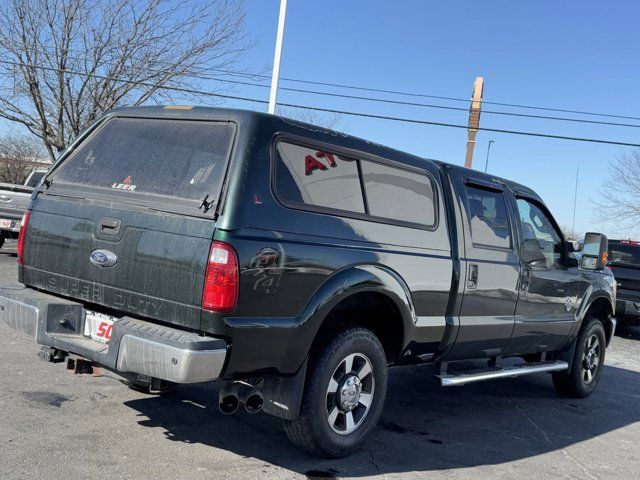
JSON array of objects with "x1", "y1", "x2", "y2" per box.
[
  {"x1": 311, "y1": 292, "x2": 405, "y2": 363},
  {"x1": 585, "y1": 297, "x2": 614, "y2": 345}
]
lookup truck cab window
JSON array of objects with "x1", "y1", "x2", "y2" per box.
[
  {"x1": 465, "y1": 186, "x2": 511, "y2": 249},
  {"x1": 516, "y1": 198, "x2": 563, "y2": 268}
]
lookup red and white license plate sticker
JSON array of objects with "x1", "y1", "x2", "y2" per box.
[
  {"x1": 84, "y1": 311, "x2": 118, "y2": 344},
  {"x1": 0, "y1": 219, "x2": 13, "y2": 229}
]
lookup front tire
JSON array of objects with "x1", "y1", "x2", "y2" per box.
[
  {"x1": 284, "y1": 326, "x2": 388, "y2": 458},
  {"x1": 552, "y1": 316, "x2": 606, "y2": 398}
]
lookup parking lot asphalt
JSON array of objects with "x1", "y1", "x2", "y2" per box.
[{"x1": 0, "y1": 241, "x2": 639, "y2": 480}]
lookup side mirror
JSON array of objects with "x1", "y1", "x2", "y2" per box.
[
  {"x1": 580, "y1": 232, "x2": 608, "y2": 270},
  {"x1": 521, "y1": 238, "x2": 546, "y2": 266}
]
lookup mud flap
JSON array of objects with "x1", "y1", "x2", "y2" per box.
[
  {"x1": 550, "y1": 337, "x2": 578, "y2": 375},
  {"x1": 261, "y1": 359, "x2": 307, "y2": 420}
]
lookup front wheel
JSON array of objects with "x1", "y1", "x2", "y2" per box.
[
  {"x1": 284, "y1": 326, "x2": 388, "y2": 458},
  {"x1": 552, "y1": 316, "x2": 606, "y2": 398}
]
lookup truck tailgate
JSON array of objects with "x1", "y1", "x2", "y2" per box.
[{"x1": 22, "y1": 196, "x2": 214, "y2": 330}]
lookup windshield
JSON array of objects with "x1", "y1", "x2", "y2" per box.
[
  {"x1": 52, "y1": 117, "x2": 235, "y2": 202},
  {"x1": 608, "y1": 242, "x2": 640, "y2": 266}
]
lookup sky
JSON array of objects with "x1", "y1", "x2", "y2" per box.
[
  {"x1": 3, "y1": 0, "x2": 640, "y2": 238},
  {"x1": 231, "y1": 0, "x2": 640, "y2": 239}
]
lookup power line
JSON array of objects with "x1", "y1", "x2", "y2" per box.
[
  {"x1": 2, "y1": 59, "x2": 640, "y2": 148},
  {"x1": 205, "y1": 68, "x2": 640, "y2": 123},
  {"x1": 199, "y1": 75, "x2": 640, "y2": 129},
  {"x1": 278, "y1": 103, "x2": 640, "y2": 148},
  {"x1": 9, "y1": 51, "x2": 640, "y2": 129},
  {"x1": 10, "y1": 46, "x2": 640, "y2": 123},
  {"x1": 0, "y1": 59, "x2": 268, "y2": 105}
]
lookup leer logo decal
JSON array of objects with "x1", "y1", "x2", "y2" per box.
[{"x1": 111, "y1": 175, "x2": 136, "y2": 191}]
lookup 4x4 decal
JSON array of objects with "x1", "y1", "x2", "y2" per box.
[{"x1": 249, "y1": 247, "x2": 283, "y2": 294}]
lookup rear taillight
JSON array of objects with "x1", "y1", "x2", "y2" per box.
[
  {"x1": 17, "y1": 209, "x2": 31, "y2": 265},
  {"x1": 202, "y1": 241, "x2": 239, "y2": 312}
]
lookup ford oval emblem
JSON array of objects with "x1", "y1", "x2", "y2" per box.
[{"x1": 90, "y1": 249, "x2": 118, "y2": 267}]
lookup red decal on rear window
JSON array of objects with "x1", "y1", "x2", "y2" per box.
[
  {"x1": 305, "y1": 155, "x2": 328, "y2": 175},
  {"x1": 316, "y1": 151, "x2": 336, "y2": 167}
]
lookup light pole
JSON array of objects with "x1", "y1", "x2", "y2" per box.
[
  {"x1": 484, "y1": 140, "x2": 495, "y2": 173},
  {"x1": 572, "y1": 166, "x2": 579, "y2": 233},
  {"x1": 268, "y1": 0, "x2": 288, "y2": 115}
]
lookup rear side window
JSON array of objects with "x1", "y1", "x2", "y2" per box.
[
  {"x1": 53, "y1": 118, "x2": 235, "y2": 202},
  {"x1": 361, "y1": 161, "x2": 435, "y2": 226},
  {"x1": 275, "y1": 142, "x2": 365, "y2": 213},
  {"x1": 465, "y1": 186, "x2": 511, "y2": 249},
  {"x1": 274, "y1": 141, "x2": 437, "y2": 228}
]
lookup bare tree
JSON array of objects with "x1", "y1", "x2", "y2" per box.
[
  {"x1": 0, "y1": 0, "x2": 249, "y2": 161},
  {"x1": 0, "y1": 133, "x2": 48, "y2": 184},
  {"x1": 595, "y1": 151, "x2": 640, "y2": 233},
  {"x1": 560, "y1": 225, "x2": 582, "y2": 242}
]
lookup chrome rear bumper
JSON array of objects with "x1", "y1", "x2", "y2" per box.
[{"x1": 0, "y1": 284, "x2": 227, "y2": 383}]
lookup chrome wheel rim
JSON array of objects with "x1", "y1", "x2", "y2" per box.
[
  {"x1": 582, "y1": 334, "x2": 601, "y2": 384},
  {"x1": 326, "y1": 353, "x2": 375, "y2": 435}
]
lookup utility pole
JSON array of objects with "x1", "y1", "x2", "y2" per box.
[
  {"x1": 268, "y1": 0, "x2": 288, "y2": 115},
  {"x1": 464, "y1": 76, "x2": 484, "y2": 169},
  {"x1": 484, "y1": 140, "x2": 495, "y2": 173}
]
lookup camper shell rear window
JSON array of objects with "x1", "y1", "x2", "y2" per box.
[{"x1": 51, "y1": 117, "x2": 236, "y2": 205}]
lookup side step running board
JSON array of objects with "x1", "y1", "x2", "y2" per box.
[{"x1": 437, "y1": 360, "x2": 569, "y2": 387}]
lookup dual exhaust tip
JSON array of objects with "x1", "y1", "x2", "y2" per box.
[{"x1": 219, "y1": 383, "x2": 263, "y2": 415}]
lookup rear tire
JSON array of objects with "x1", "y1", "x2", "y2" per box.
[
  {"x1": 0, "y1": 233, "x2": 5, "y2": 250},
  {"x1": 284, "y1": 326, "x2": 388, "y2": 458},
  {"x1": 552, "y1": 316, "x2": 606, "y2": 398}
]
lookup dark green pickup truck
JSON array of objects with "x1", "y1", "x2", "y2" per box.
[{"x1": 0, "y1": 106, "x2": 616, "y2": 457}]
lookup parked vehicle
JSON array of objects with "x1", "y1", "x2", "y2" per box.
[
  {"x1": 0, "y1": 169, "x2": 49, "y2": 249},
  {"x1": 0, "y1": 187, "x2": 32, "y2": 250},
  {"x1": 608, "y1": 239, "x2": 640, "y2": 326},
  {"x1": 0, "y1": 107, "x2": 617, "y2": 457}
]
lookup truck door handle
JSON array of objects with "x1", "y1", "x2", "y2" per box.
[
  {"x1": 468, "y1": 264, "x2": 479, "y2": 289},
  {"x1": 98, "y1": 217, "x2": 121, "y2": 236}
]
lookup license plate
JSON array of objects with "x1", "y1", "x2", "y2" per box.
[
  {"x1": 0, "y1": 219, "x2": 13, "y2": 229},
  {"x1": 84, "y1": 311, "x2": 119, "y2": 344}
]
